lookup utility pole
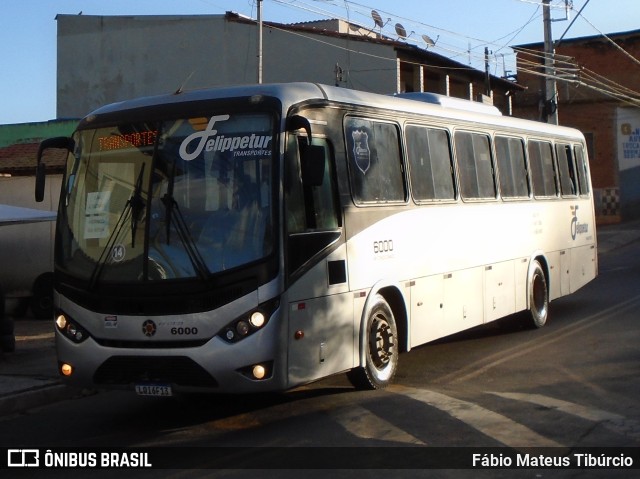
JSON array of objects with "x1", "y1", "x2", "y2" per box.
[
  {"x1": 484, "y1": 46, "x2": 491, "y2": 96},
  {"x1": 543, "y1": 0, "x2": 558, "y2": 124},
  {"x1": 257, "y1": 0, "x2": 263, "y2": 84}
]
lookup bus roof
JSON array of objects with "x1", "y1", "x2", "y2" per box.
[{"x1": 82, "y1": 82, "x2": 584, "y2": 140}]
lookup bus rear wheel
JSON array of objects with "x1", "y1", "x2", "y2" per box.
[
  {"x1": 528, "y1": 260, "x2": 549, "y2": 328},
  {"x1": 347, "y1": 295, "x2": 398, "y2": 390}
]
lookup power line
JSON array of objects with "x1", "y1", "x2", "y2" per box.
[
  {"x1": 576, "y1": 11, "x2": 640, "y2": 67},
  {"x1": 268, "y1": 0, "x2": 523, "y2": 72},
  {"x1": 263, "y1": 0, "x2": 640, "y2": 105}
]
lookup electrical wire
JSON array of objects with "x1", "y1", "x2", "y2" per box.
[
  {"x1": 576, "y1": 13, "x2": 640, "y2": 67},
  {"x1": 262, "y1": 0, "x2": 640, "y2": 106}
]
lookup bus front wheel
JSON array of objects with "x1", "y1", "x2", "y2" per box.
[
  {"x1": 348, "y1": 294, "x2": 398, "y2": 390},
  {"x1": 528, "y1": 260, "x2": 549, "y2": 328}
]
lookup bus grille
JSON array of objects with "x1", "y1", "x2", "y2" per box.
[{"x1": 93, "y1": 356, "x2": 218, "y2": 388}]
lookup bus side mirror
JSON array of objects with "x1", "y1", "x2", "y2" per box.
[
  {"x1": 36, "y1": 137, "x2": 74, "y2": 202},
  {"x1": 287, "y1": 115, "x2": 325, "y2": 186},
  {"x1": 301, "y1": 144, "x2": 325, "y2": 187},
  {"x1": 287, "y1": 115, "x2": 312, "y2": 144},
  {"x1": 35, "y1": 163, "x2": 46, "y2": 202}
]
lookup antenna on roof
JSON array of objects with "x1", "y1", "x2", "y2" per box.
[
  {"x1": 395, "y1": 23, "x2": 407, "y2": 39},
  {"x1": 371, "y1": 10, "x2": 384, "y2": 29},
  {"x1": 370, "y1": 9, "x2": 390, "y2": 37},
  {"x1": 174, "y1": 71, "x2": 195, "y2": 95},
  {"x1": 421, "y1": 34, "x2": 439, "y2": 49}
]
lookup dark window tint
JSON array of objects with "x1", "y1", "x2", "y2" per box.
[
  {"x1": 455, "y1": 131, "x2": 496, "y2": 199},
  {"x1": 345, "y1": 118, "x2": 405, "y2": 204},
  {"x1": 406, "y1": 125, "x2": 455, "y2": 201},
  {"x1": 528, "y1": 140, "x2": 557, "y2": 197},
  {"x1": 285, "y1": 135, "x2": 339, "y2": 233},
  {"x1": 574, "y1": 144, "x2": 590, "y2": 196},
  {"x1": 556, "y1": 143, "x2": 578, "y2": 196},
  {"x1": 495, "y1": 136, "x2": 529, "y2": 198}
]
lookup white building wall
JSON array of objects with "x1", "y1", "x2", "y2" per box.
[{"x1": 56, "y1": 14, "x2": 398, "y2": 118}]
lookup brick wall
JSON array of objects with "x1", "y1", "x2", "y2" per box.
[{"x1": 513, "y1": 30, "x2": 640, "y2": 222}]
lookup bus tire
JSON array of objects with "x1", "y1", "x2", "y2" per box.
[
  {"x1": 347, "y1": 294, "x2": 398, "y2": 390},
  {"x1": 528, "y1": 260, "x2": 549, "y2": 328},
  {"x1": 31, "y1": 273, "x2": 54, "y2": 320}
]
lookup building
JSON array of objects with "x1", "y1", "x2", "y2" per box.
[
  {"x1": 55, "y1": 12, "x2": 523, "y2": 119},
  {"x1": 513, "y1": 29, "x2": 640, "y2": 223}
]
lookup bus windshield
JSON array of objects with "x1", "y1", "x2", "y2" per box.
[{"x1": 57, "y1": 112, "x2": 275, "y2": 284}]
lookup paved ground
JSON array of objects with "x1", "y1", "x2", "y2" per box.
[{"x1": 0, "y1": 219, "x2": 638, "y2": 417}]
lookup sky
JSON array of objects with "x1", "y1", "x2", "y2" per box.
[{"x1": 1, "y1": 0, "x2": 638, "y2": 125}]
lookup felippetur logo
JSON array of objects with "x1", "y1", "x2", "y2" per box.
[
  {"x1": 178, "y1": 115, "x2": 272, "y2": 161},
  {"x1": 570, "y1": 205, "x2": 589, "y2": 240}
]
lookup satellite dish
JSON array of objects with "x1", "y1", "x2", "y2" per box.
[
  {"x1": 395, "y1": 23, "x2": 407, "y2": 39},
  {"x1": 421, "y1": 34, "x2": 436, "y2": 48},
  {"x1": 371, "y1": 10, "x2": 384, "y2": 28}
]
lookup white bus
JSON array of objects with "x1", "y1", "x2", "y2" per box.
[{"x1": 36, "y1": 82, "x2": 596, "y2": 395}]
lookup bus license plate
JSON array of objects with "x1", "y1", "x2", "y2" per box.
[{"x1": 135, "y1": 384, "x2": 173, "y2": 397}]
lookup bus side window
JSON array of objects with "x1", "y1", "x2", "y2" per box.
[
  {"x1": 345, "y1": 118, "x2": 405, "y2": 204},
  {"x1": 406, "y1": 125, "x2": 455, "y2": 202},
  {"x1": 285, "y1": 134, "x2": 339, "y2": 234},
  {"x1": 285, "y1": 134, "x2": 341, "y2": 277},
  {"x1": 528, "y1": 140, "x2": 558, "y2": 198},
  {"x1": 455, "y1": 131, "x2": 496, "y2": 200},
  {"x1": 574, "y1": 144, "x2": 590, "y2": 196},
  {"x1": 495, "y1": 136, "x2": 530, "y2": 199},
  {"x1": 556, "y1": 143, "x2": 578, "y2": 196}
]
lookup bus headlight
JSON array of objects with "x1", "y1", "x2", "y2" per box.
[
  {"x1": 237, "y1": 361, "x2": 273, "y2": 381},
  {"x1": 250, "y1": 312, "x2": 265, "y2": 328},
  {"x1": 220, "y1": 299, "x2": 279, "y2": 343},
  {"x1": 55, "y1": 311, "x2": 90, "y2": 344}
]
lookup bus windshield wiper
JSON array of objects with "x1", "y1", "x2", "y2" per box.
[
  {"x1": 130, "y1": 163, "x2": 146, "y2": 248},
  {"x1": 88, "y1": 164, "x2": 146, "y2": 290},
  {"x1": 161, "y1": 192, "x2": 210, "y2": 280}
]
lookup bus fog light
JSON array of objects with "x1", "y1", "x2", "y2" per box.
[
  {"x1": 226, "y1": 330, "x2": 235, "y2": 341},
  {"x1": 252, "y1": 364, "x2": 266, "y2": 380},
  {"x1": 61, "y1": 363, "x2": 73, "y2": 376}
]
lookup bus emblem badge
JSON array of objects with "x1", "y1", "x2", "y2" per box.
[
  {"x1": 142, "y1": 320, "x2": 157, "y2": 337},
  {"x1": 352, "y1": 129, "x2": 370, "y2": 174}
]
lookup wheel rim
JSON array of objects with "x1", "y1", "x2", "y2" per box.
[
  {"x1": 369, "y1": 311, "x2": 395, "y2": 371},
  {"x1": 532, "y1": 271, "x2": 548, "y2": 318}
]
